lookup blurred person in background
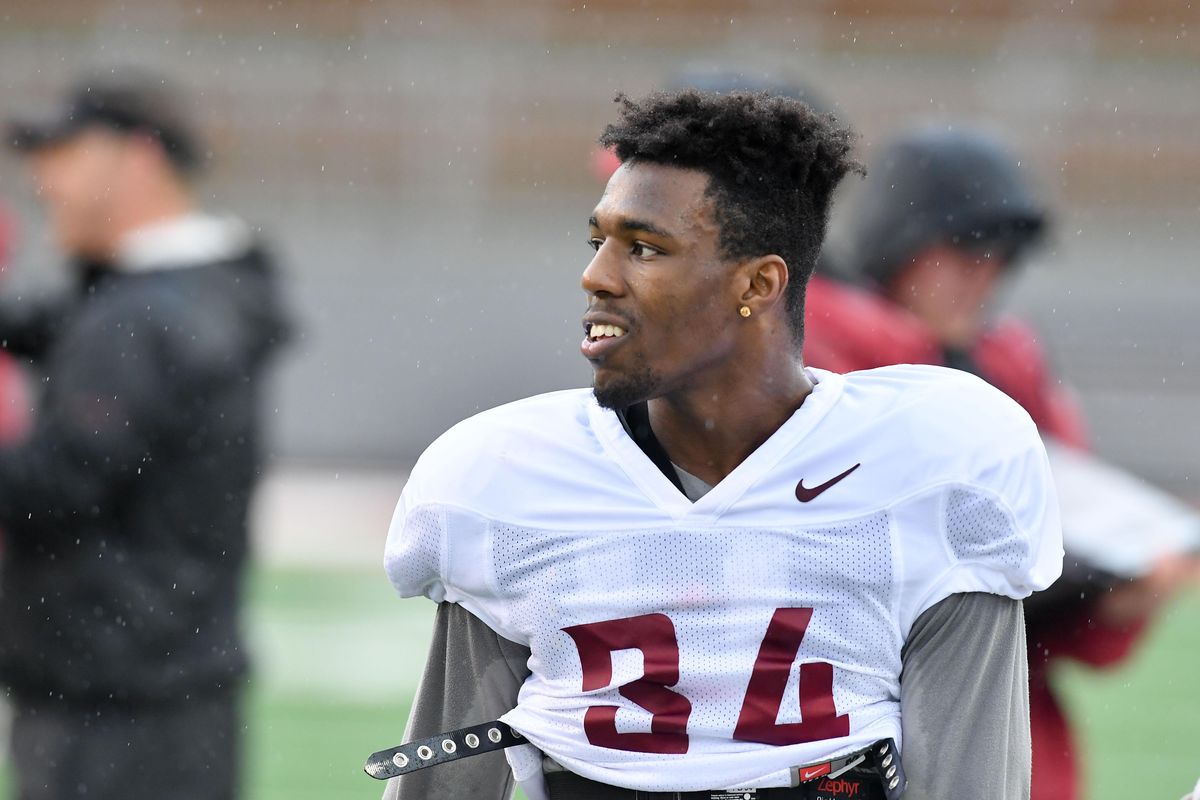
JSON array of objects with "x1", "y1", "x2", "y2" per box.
[
  {"x1": 805, "y1": 125, "x2": 1198, "y2": 800},
  {"x1": 0, "y1": 70, "x2": 289, "y2": 800},
  {"x1": 0, "y1": 197, "x2": 32, "y2": 767}
]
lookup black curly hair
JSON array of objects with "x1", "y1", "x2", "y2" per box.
[{"x1": 599, "y1": 90, "x2": 863, "y2": 345}]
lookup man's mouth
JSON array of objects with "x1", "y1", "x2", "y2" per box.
[
  {"x1": 581, "y1": 321, "x2": 629, "y2": 361},
  {"x1": 585, "y1": 322, "x2": 627, "y2": 342}
]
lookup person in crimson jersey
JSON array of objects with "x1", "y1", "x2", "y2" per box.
[
  {"x1": 804, "y1": 125, "x2": 1193, "y2": 800},
  {"x1": 375, "y1": 91, "x2": 1062, "y2": 800}
]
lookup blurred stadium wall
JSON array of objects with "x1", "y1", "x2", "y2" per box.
[{"x1": 0, "y1": 0, "x2": 1196, "y2": 500}]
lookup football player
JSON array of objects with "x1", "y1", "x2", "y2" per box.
[{"x1": 378, "y1": 90, "x2": 1063, "y2": 800}]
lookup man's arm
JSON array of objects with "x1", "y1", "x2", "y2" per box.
[
  {"x1": 383, "y1": 602, "x2": 532, "y2": 800},
  {"x1": 900, "y1": 592, "x2": 1030, "y2": 800},
  {"x1": 0, "y1": 301, "x2": 169, "y2": 532}
]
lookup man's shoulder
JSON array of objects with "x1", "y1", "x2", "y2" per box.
[
  {"x1": 838, "y1": 361, "x2": 994, "y2": 393},
  {"x1": 839, "y1": 363, "x2": 1034, "y2": 434},
  {"x1": 815, "y1": 364, "x2": 1041, "y2": 480},
  {"x1": 803, "y1": 276, "x2": 940, "y2": 370},
  {"x1": 73, "y1": 271, "x2": 197, "y2": 330},
  {"x1": 427, "y1": 388, "x2": 595, "y2": 451},
  {"x1": 406, "y1": 389, "x2": 598, "y2": 506},
  {"x1": 47, "y1": 278, "x2": 166, "y2": 354},
  {"x1": 76, "y1": 255, "x2": 284, "y2": 365},
  {"x1": 825, "y1": 365, "x2": 1062, "y2": 612}
]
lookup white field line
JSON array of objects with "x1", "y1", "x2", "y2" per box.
[
  {"x1": 247, "y1": 596, "x2": 435, "y2": 702},
  {"x1": 251, "y1": 466, "x2": 410, "y2": 569}
]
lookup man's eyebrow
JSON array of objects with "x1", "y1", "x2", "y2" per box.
[{"x1": 588, "y1": 214, "x2": 674, "y2": 240}]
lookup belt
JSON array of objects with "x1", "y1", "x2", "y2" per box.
[
  {"x1": 364, "y1": 722, "x2": 904, "y2": 800},
  {"x1": 546, "y1": 774, "x2": 887, "y2": 800},
  {"x1": 544, "y1": 739, "x2": 904, "y2": 800}
]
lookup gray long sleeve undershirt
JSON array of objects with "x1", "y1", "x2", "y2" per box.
[{"x1": 382, "y1": 592, "x2": 1029, "y2": 800}]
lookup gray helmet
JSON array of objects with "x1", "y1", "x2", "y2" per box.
[{"x1": 842, "y1": 126, "x2": 1048, "y2": 286}]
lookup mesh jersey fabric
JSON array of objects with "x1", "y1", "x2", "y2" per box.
[{"x1": 385, "y1": 365, "x2": 1062, "y2": 791}]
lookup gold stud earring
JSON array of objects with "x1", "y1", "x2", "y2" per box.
[{"x1": 739, "y1": 305, "x2": 752, "y2": 318}]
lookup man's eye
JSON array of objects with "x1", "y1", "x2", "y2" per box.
[
  {"x1": 587, "y1": 238, "x2": 603, "y2": 252},
  {"x1": 632, "y1": 243, "x2": 659, "y2": 258}
]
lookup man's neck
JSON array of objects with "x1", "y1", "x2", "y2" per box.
[
  {"x1": 96, "y1": 188, "x2": 196, "y2": 262},
  {"x1": 113, "y1": 201, "x2": 196, "y2": 247},
  {"x1": 646, "y1": 358, "x2": 813, "y2": 486}
]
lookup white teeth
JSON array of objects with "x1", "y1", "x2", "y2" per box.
[{"x1": 588, "y1": 324, "x2": 626, "y2": 340}]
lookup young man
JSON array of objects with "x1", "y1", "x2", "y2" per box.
[
  {"x1": 0, "y1": 71, "x2": 289, "y2": 799},
  {"x1": 381, "y1": 91, "x2": 1062, "y2": 800}
]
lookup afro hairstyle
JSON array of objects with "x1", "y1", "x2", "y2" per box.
[{"x1": 598, "y1": 89, "x2": 863, "y2": 344}]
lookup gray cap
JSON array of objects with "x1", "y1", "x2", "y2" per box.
[
  {"x1": 842, "y1": 126, "x2": 1047, "y2": 285},
  {"x1": 7, "y1": 70, "x2": 202, "y2": 172}
]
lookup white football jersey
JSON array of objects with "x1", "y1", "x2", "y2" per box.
[{"x1": 385, "y1": 365, "x2": 1063, "y2": 792}]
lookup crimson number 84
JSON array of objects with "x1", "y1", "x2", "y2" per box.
[{"x1": 562, "y1": 607, "x2": 848, "y2": 754}]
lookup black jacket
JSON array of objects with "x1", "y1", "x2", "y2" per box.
[{"x1": 0, "y1": 245, "x2": 288, "y2": 704}]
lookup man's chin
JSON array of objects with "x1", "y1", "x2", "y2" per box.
[{"x1": 592, "y1": 367, "x2": 659, "y2": 410}]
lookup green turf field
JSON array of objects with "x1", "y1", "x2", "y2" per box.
[
  {"x1": 1057, "y1": 588, "x2": 1200, "y2": 799},
  {"x1": 3, "y1": 569, "x2": 1197, "y2": 799}
]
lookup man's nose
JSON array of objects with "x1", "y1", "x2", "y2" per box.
[{"x1": 581, "y1": 243, "x2": 623, "y2": 297}]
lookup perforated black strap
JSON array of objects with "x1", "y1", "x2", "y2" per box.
[
  {"x1": 367, "y1": 726, "x2": 905, "y2": 800},
  {"x1": 871, "y1": 738, "x2": 906, "y2": 800},
  {"x1": 363, "y1": 720, "x2": 526, "y2": 780}
]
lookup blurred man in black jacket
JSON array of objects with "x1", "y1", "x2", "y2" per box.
[{"x1": 0, "y1": 70, "x2": 289, "y2": 800}]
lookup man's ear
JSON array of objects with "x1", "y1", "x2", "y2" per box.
[{"x1": 736, "y1": 254, "x2": 789, "y2": 316}]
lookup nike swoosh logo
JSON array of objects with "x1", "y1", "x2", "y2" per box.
[
  {"x1": 799, "y1": 763, "x2": 831, "y2": 782},
  {"x1": 795, "y1": 463, "x2": 861, "y2": 503}
]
